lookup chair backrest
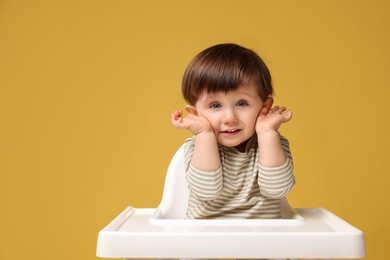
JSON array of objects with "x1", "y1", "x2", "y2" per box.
[
  {"x1": 157, "y1": 145, "x2": 188, "y2": 219},
  {"x1": 157, "y1": 145, "x2": 293, "y2": 219}
]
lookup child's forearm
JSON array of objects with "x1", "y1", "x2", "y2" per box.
[
  {"x1": 191, "y1": 131, "x2": 221, "y2": 171},
  {"x1": 257, "y1": 134, "x2": 294, "y2": 199},
  {"x1": 257, "y1": 130, "x2": 287, "y2": 167}
]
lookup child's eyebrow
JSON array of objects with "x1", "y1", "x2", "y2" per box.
[{"x1": 234, "y1": 91, "x2": 256, "y2": 98}]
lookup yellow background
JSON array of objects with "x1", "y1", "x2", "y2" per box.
[{"x1": 1, "y1": 0, "x2": 389, "y2": 259}]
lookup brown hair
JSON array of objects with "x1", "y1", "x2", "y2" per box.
[{"x1": 182, "y1": 43, "x2": 273, "y2": 105}]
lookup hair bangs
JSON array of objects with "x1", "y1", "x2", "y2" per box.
[{"x1": 182, "y1": 43, "x2": 273, "y2": 105}]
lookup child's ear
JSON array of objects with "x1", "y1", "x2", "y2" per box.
[
  {"x1": 263, "y1": 97, "x2": 274, "y2": 110},
  {"x1": 185, "y1": 105, "x2": 198, "y2": 115}
]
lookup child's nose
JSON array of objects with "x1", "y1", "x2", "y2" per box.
[{"x1": 222, "y1": 109, "x2": 238, "y2": 124}]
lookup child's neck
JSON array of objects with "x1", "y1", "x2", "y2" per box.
[
  {"x1": 235, "y1": 140, "x2": 249, "y2": 153},
  {"x1": 233, "y1": 134, "x2": 256, "y2": 153}
]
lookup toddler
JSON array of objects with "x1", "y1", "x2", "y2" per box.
[{"x1": 171, "y1": 43, "x2": 294, "y2": 219}]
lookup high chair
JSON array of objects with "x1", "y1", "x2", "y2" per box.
[{"x1": 96, "y1": 145, "x2": 366, "y2": 259}]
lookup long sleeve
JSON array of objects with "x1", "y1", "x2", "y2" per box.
[
  {"x1": 183, "y1": 137, "x2": 223, "y2": 201},
  {"x1": 257, "y1": 135, "x2": 295, "y2": 199}
]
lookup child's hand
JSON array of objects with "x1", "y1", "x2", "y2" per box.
[
  {"x1": 171, "y1": 106, "x2": 213, "y2": 135},
  {"x1": 256, "y1": 106, "x2": 292, "y2": 134}
]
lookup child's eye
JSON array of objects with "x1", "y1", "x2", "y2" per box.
[
  {"x1": 237, "y1": 100, "x2": 248, "y2": 107},
  {"x1": 210, "y1": 103, "x2": 221, "y2": 109}
]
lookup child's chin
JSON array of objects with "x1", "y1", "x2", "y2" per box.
[
  {"x1": 218, "y1": 140, "x2": 238, "y2": 147},
  {"x1": 220, "y1": 140, "x2": 248, "y2": 150}
]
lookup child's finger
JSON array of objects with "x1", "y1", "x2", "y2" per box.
[
  {"x1": 270, "y1": 106, "x2": 280, "y2": 113},
  {"x1": 271, "y1": 106, "x2": 287, "y2": 114},
  {"x1": 175, "y1": 117, "x2": 191, "y2": 130},
  {"x1": 171, "y1": 110, "x2": 184, "y2": 127},
  {"x1": 171, "y1": 111, "x2": 179, "y2": 121},
  {"x1": 282, "y1": 110, "x2": 293, "y2": 122},
  {"x1": 172, "y1": 117, "x2": 184, "y2": 129}
]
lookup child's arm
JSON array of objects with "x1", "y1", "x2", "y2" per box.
[
  {"x1": 171, "y1": 107, "x2": 220, "y2": 171},
  {"x1": 256, "y1": 105, "x2": 295, "y2": 198},
  {"x1": 171, "y1": 107, "x2": 222, "y2": 200}
]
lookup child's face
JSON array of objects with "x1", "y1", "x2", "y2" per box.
[{"x1": 194, "y1": 84, "x2": 265, "y2": 149}]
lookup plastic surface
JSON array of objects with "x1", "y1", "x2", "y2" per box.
[
  {"x1": 149, "y1": 204, "x2": 304, "y2": 227},
  {"x1": 96, "y1": 207, "x2": 366, "y2": 259}
]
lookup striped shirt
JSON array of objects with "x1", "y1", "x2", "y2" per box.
[{"x1": 183, "y1": 134, "x2": 295, "y2": 219}]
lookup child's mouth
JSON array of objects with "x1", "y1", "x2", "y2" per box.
[{"x1": 221, "y1": 129, "x2": 241, "y2": 134}]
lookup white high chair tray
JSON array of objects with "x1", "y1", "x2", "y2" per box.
[
  {"x1": 96, "y1": 206, "x2": 366, "y2": 259},
  {"x1": 150, "y1": 206, "x2": 304, "y2": 227}
]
